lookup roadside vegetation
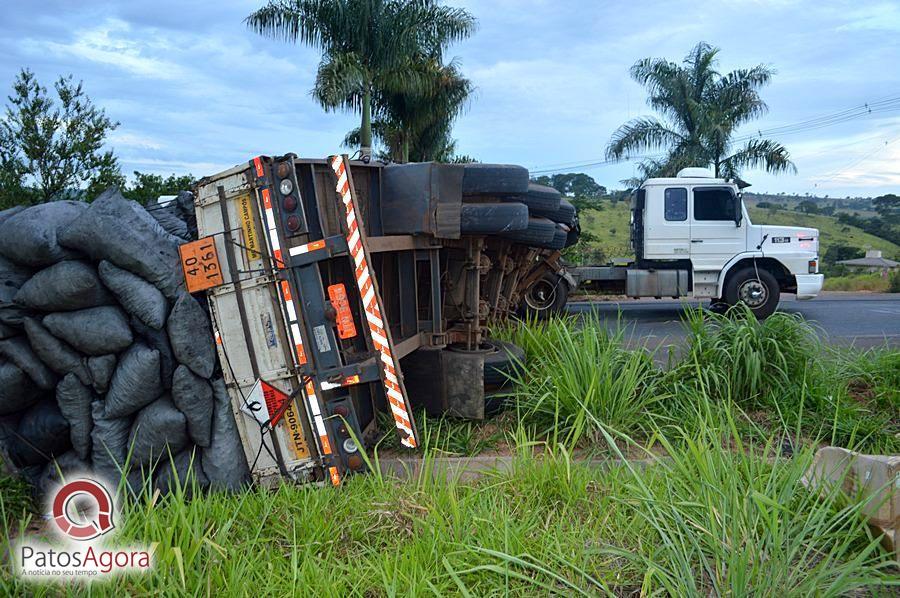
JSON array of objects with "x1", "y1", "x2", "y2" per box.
[{"x1": 3, "y1": 308, "x2": 898, "y2": 595}]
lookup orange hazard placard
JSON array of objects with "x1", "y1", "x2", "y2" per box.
[
  {"x1": 328, "y1": 283, "x2": 357, "y2": 339},
  {"x1": 179, "y1": 237, "x2": 224, "y2": 293}
]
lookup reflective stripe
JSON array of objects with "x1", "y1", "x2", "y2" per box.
[{"x1": 330, "y1": 155, "x2": 417, "y2": 449}]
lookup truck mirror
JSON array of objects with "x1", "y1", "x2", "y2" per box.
[{"x1": 734, "y1": 194, "x2": 743, "y2": 227}]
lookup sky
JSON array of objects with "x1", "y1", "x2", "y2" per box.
[{"x1": 2, "y1": 0, "x2": 899, "y2": 197}]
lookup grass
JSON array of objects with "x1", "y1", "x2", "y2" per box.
[
  {"x1": 2, "y1": 311, "x2": 899, "y2": 594},
  {"x1": 574, "y1": 201, "x2": 900, "y2": 263},
  {"x1": 824, "y1": 272, "x2": 893, "y2": 292}
]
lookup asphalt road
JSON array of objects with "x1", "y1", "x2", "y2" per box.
[{"x1": 567, "y1": 293, "x2": 900, "y2": 350}]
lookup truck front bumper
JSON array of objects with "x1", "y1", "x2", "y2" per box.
[{"x1": 795, "y1": 274, "x2": 824, "y2": 300}]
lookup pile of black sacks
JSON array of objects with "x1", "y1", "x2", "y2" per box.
[{"x1": 0, "y1": 189, "x2": 249, "y2": 499}]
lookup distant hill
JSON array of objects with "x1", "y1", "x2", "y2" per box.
[{"x1": 743, "y1": 192, "x2": 876, "y2": 214}]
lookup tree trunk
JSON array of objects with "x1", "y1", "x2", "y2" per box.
[
  {"x1": 360, "y1": 90, "x2": 372, "y2": 159},
  {"x1": 402, "y1": 136, "x2": 410, "y2": 163}
]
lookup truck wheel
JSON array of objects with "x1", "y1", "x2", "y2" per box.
[
  {"x1": 532, "y1": 198, "x2": 576, "y2": 225},
  {"x1": 460, "y1": 202, "x2": 529, "y2": 234},
  {"x1": 522, "y1": 274, "x2": 569, "y2": 319},
  {"x1": 513, "y1": 183, "x2": 561, "y2": 212},
  {"x1": 500, "y1": 216, "x2": 556, "y2": 246},
  {"x1": 483, "y1": 340, "x2": 526, "y2": 387},
  {"x1": 462, "y1": 164, "x2": 530, "y2": 195},
  {"x1": 724, "y1": 267, "x2": 779, "y2": 319}
]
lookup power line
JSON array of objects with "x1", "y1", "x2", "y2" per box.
[{"x1": 528, "y1": 94, "x2": 900, "y2": 174}]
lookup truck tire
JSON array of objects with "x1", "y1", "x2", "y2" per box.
[
  {"x1": 462, "y1": 164, "x2": 530, "y2": 196},
  {"x1": 531, "y1": 197, "x2": 575, "y2": 225},
  {"x1": 724, "y1": 267, "x2": 780, "y2": 319},
  {"x1": 500, "y1": 217, "x2": 555, "y2": 246},
  {"x1": 531, "y1": 226, "x2": 568, "y2": 250},
  {"x1": 483, "y1": 339, "x2": 525, "y2": 387},
  {"x1": 460, "y1": 202, "x2": 528, "y2": 234},
  {"x1": 512, "y1": 184, "x2": 561, "y2": 212},
  {"x1": 522, "y1": 273, "x2": 569, "y2": 319}
]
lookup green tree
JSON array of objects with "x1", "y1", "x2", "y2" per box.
[
  {"x1": 343, "y1": 58, "x2": 473, "y2": 162},
  {"x1": 532, "y1": 173, "x2": 606, "y2": 197},
  {"x1": 0, "y1": 68, "x2": 120, "y2": 208},
  {"x1": 246, "y1": 0, "x2": 476, "y2": 158},
  {"x1": 873, "y1": 193, "x2": 900, "y2": 223},
  {"x1": 796, "y1": 200, "x2": 818, "y2": 214},
  {"x1": 606, "y1": 42, "x2": 795, "y2": 181},
  {"x1": 123, "y1": 171, "x2": 195, "y2": 206}
]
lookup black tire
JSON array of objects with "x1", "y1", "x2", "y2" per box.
[
  {"x1": 460, "y1": 202, "x2": 529, "y2": 234},
  {"x1": 483, "y1": 339, "x2": 526, "y2": 387},
  {"x1": 512, "y1": 183, "x2": 561, "y2": 212},
  {"x1": 521, "y1": 274, "x2": 569, "y2": 319},
  {"x1": 500, "y1": 216, "x2": 555, "y2": 246},
  {"x1": 462, "y1": 164, "x2": 530, "y2": 196},
  {"x1": 724, "y1": 267, "x2": 780, "y2": 319},
  {"x1": 484, "y1": 389, "x2": 513, "y2": 416},
  {"x1": 531, "y1": 197, "x2": 575, "y2": 225},
  {"x1": 531, "y1": 226, "x2": 567, "y2": 250}
]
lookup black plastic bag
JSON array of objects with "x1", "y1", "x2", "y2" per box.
[
  {"x1": 97, "y1": 261, "x2": 168, "y2": 330},
  {"x1": 0, "y1": 205, "x2": 25, "y2": 226},
  {"x1": 56, "y1": 373, "x2": 94, "y2": 460},
  {"x1": 23, "y1": 318, "x2": 92, "y2": 385},
  {"x1": 202, "y1": 378, "x2": 250, "y2": 492},
  {"x1": 0, "y1": 255, "x2": 32, "y2": 289},
  {"x1": 15, "y1": 261, "x2": 113, "y2": 312},
  {"x1": 0, "y1": 361, "x2": 41, "y2": 416},
  {"x1": 90, "y1": 400, "x2": 130, "y2": 483},
  {"x1": 149, "y1": 204, "x2": 191, "y2": 241},
  {"x1": 0, "y1": 336, "x2": 57, "y2": 389},
  {"x1": 131, "y1": 317, "x2": 176, "y2": 389},
  {"x1": 43, "y1": 306, "x2": 133, "y2": 356},
  {"x1": 167, "y1": 292, "x2": 216, "y2": 379},
  {"x1": 128, "y1": 396, "x2": 188, "y2": 466},
  {"x1": 154, "y1": 446, "x2": 208, "y2": 496},
  {"x1": 104, "y1": 343, "x2": 161, "y2": 418},
  {"x1": 7, "y1": 400, "x2": 71, "y2": 467},
  {"x1": 171, "y1": 365, "x2": 213, "y2": 447},
  {"x1": 58, "y1": 188, "x2": 185, "y2": 300},
  {"x1": 0, "y1": 201, "x2": 86, "y2": 267},
  {"x1": 34, "y1": 450, "x2": 91, "y2": 496},
  {"x1": 86, "y1": 354, "x2": 116, "y2": 394}
]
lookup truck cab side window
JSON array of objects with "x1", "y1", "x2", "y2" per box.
[
  {"x1": 694, "y1": 188, "x2": 734, "y2": 221},
  {"x1": 664, "y1": 188, "x2": 687, "y2": 221}
]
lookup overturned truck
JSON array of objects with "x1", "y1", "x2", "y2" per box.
[{"x1": 0, "y1": 154, "x2": 577, "y2": 491}]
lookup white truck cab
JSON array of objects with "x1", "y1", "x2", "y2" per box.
[{"x1": 628, "y1": 167, "x2": 823, "y2": 317}]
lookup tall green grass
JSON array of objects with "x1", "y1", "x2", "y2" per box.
[{"x1": 497, "y1": 314, "x2": 662, "y2": 448}]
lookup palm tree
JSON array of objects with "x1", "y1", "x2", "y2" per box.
[
  {"x1": 607, "y1": 42, "x2": 795, "y2": 180},
  {"x1": 344, "y1": 58, "x2": 473, "y2": 162},
  {"x1": 246, "y1": 0, "x2": 476, "y2": 157}
]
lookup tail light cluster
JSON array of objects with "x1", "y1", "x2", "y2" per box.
[
  {"x1": 327, "y1": 397, "x2": 367, "y2": 473},
  {"x1": 274, "y1": 160, "x2": 307, "y2": 237}
]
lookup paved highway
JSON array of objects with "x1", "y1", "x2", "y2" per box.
[{"x1": 567, "y1": 293, "x2": 900, "y2": 350}]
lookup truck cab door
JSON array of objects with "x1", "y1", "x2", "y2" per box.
[
  {"x1": 641, "y1": 187, "x2": 691, "y2": 260},
  {"x1": 689, "y1": 187, "x2": 746, "y2": 270}
]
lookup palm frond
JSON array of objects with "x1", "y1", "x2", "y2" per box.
[
  {"x1": 606, "y1": 117, "x2": 685, "y2": 160},
  {"x1": 720, "y1": 138, "x2": 796, "y2": 179}
]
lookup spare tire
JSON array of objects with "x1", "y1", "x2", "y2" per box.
[
  {"x1": 511, "y1": 183, "x2": 561, "y2": 213},
  {"x1": 460, "y1": 202, "x2": 528, "y2": 234},
  {"x1": 532, "y1": 198, "x2": 576, "y2": 226},
  {"x1": 530, "y1": 226, "x2": 568, "y2": 250},
  {"x1": 462, "y1": 164, "x2": 529, "y2": 196},
  {"x1": 500, "y1": 216, "x2": 556, "y2": 246}
]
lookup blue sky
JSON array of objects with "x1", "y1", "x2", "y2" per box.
[{"x1": 2, "y1": 0, "x2": 899, "y2": 197}]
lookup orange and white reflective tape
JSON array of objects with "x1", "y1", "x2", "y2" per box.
[
  {"x1": 288, "y1": 239, "x2": 326, "y2": 256},
  {"x1": 256, "y1": 163, "x2": 339, "y2": 485},
  {"x1": 329, "y1": 155, "x2": 417, "y2": 449},
  {"x1": 320, "y1": 374, "x2": 360, "y2": 391}
]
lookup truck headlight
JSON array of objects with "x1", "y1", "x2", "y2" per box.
[{"x1": 808, "y1": 259, "x2": 818, "y2": 273}]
